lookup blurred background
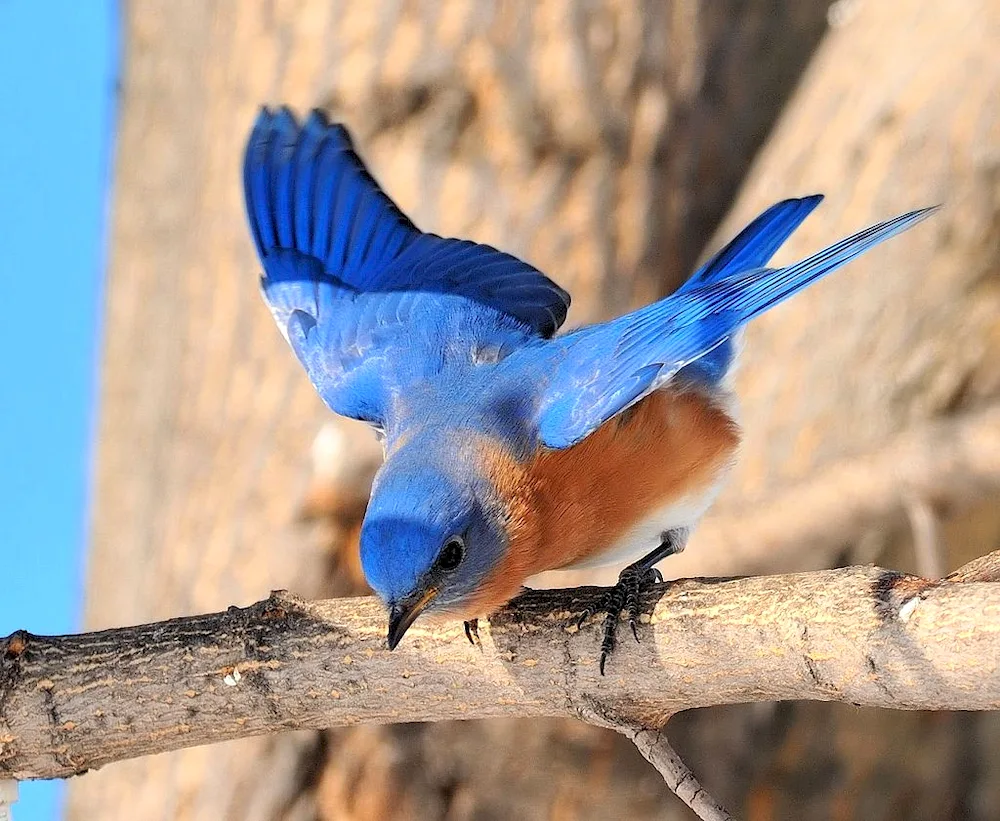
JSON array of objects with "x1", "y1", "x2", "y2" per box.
[
  {"x1": 3, "y1": 1, "x2": 1000, "y2": 819},
  {"x1": 0, "y1": 2, "x2": 117, "y2": 820}
]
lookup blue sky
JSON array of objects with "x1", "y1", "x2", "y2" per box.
[{"x1": 0, "y1": 2, "x2": 118, "y2": 819}]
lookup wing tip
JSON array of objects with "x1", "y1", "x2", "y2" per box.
[
  {"x1": 244, "y1": 106, "x2": 374, "y2": 265},
  {"x1": 245, "y1": 105, "x2": 573, "y2": 338},
  {"x1": 252, "y1": 105, "x2": 350, "y2": 142}
]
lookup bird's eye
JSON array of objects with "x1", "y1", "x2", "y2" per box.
[{"x1": 437, "y1": 536, "x2": 465, "y2": 572}]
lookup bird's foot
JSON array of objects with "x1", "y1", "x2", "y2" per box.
[
  {"x1": 463, "y1": 618, "x2": 481, "y2": 649},
  {"x1": 577, "y1": 565, "x2": 663, "y2": 675}
]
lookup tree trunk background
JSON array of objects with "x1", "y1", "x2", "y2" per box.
[{"x1": 67, "y1": 1, "x2": 999, "y2": 820}]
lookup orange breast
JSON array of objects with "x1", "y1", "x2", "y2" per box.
[{"x1": 467, "y1": 388, "x2": 740, "y2": 615}]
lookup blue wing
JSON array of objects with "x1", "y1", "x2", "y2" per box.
[
  {"x1": 534, "y1": 203, "x2": 938, "y2": 448},
  {"x1": 244, "y1": 107, "x2": 570, "y2": 424}
]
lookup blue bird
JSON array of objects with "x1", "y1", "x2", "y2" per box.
[{"x1": 244, "y1": 107, "x2": 936, "y2": 672}]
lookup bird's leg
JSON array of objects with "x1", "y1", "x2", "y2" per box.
[
  {"x1": 578, "y1": 529, "x2": 686, "y2": 675},
  {"x1": 463, "y1": 618, "x2": 481, "y2": 648}
]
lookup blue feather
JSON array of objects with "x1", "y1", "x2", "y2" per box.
[
  {"x1": 243, "y1": 107, "x2": 572, "y2": 425},
  {"x1": 682, "y1": 195, "x2": 824, "y2": 291},
  {"x1": 245, "y1": 108, "x2": 937, "y2": 453},
  {"x1": 245, "y1": 108, "x2": 569, "y2": 335},
  {"x1": 533, "y1": 205, "x2": 938, "y2": 448}
]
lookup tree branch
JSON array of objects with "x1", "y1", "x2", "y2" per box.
[{"x1": 3, "y1": 553, "x2": 998, "y2": 785}]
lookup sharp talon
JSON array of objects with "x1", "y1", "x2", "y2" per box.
[
  {"x1": 598, "y1": 613, "x2": 617, "y2": 677},
  {"x1": 463, "y1": 619, "x2": 481, "y2": 648},
  {"x1": 569, "y1": 533, "x2": 685, "y2": 673},
  {"x1": 564, "y1": 537, "x2": 684, "y2": 674}
]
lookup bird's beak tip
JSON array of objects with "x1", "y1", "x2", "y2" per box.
[
  {"x1": 386, "y1": 587, "x2": 437, "y2": 650},
  {"x1": 386, "y1": 605, "x2": 406, "y2": 650}
]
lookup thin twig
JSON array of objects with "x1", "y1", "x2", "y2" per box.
[
  {"x1": 582, "y1": 702, "x2": 734, "y2": 821},
  {"x1": 627, "y1": 727, "x2": 735, "y2": 821},
  {"x1": 905, "y1": 493, "x2": 943, "y2": 579}
]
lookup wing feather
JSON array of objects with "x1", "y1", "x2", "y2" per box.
[{"x1": 243, "y1": 107, "x2": 570, "y2": 425}]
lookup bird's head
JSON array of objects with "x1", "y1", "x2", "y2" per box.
[{"x1": 359, "y1": 433, "x2": 518, "y2": 649}]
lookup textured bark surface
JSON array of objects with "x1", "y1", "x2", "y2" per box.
[
  {"x1": 6, "y1": 560, "x2": 1000, "y2": 781},
  {"x1": 706, "y1": 0, "x2": 1000, "y2": 506},
  {"x1": 69, "y1": 0, "x2": 1000, "y2": 819},
  {"x1": 683, "y1": 405, "x2": 1000, "y2": 576}
]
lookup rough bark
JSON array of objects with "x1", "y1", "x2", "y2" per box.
[
  {"x1": 6, "y1": 558, "x2": 1000, "y2": 782},
  {"x1": 74, "y1": 2, "x2": 832, "y2": 820},
  {"x1": 675, "y1": 404, "x2": 1000, "y2": 576}
]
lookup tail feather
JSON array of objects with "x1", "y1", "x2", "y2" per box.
[
  {"x1": 682, "y1": 195, "x2": 823, "y2": 291},
  {"x1": 535, "y1": 203, "x2": 939, "y2": 449},
  {"x1": 723, "y1": 205, "x2": 939, "y2": 324}
]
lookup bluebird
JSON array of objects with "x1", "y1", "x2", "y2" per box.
[{"x1": 243, "y1": 107, "x2": 935, "y2": 673}]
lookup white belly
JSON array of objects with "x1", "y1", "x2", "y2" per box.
[{"x1": 564, "y1": 483, "x2": 718, "y2": 571}]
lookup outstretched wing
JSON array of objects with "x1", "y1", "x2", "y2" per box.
[
  {"x1": 533, "y1": 203, "x2": 937, "y2": 448},
  {"x1": 243, "y1": 107, "x2": 570, "y2": 424}
]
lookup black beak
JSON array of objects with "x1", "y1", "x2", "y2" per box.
[{"x1": 386, "y1": 587, "x2": 438, "y2": 650}]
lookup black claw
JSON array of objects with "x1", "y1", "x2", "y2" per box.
[
  {"x1": 625, "y1": 574, "x2": 644, "y2": 638},
  {"x1": 463, "y1": 619, "x2": 481, "y2": 648},
  {"x1": 583, "y1": 564, "x2": 663, "y2": 675},
  {"x1": 571, "y1": 531, "x2": 686, "y2": 674},
  {"x1": 601, "y1": 615, "x2": 617, "y2": 670},
  {"x1": 599, "y1": 611, "x2": 619, "y2": 676}
]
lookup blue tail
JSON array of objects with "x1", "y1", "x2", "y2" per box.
[
  {"x1": 681, "y1": 195, "x2": 824, "y2": 292},
  {"x1": 535, "y1": 203, "x2": 939, "y2": 448},
  {"x1": 715, "y1": 205, "x2": 938, "y2": 324},
  {"x1": 682, "y1": 203, "x2": 936, "y2": 383}
]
